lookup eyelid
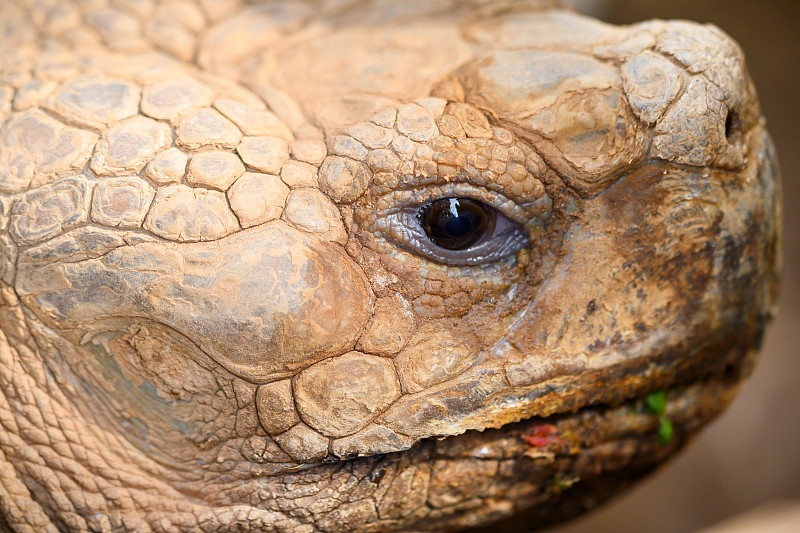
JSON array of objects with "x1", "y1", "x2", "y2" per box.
[
  {"x1": 355, "y1": 183, "x2": 550, "y2": 267},
  {"x1": 359, "y1": 183, "x2": 550, "y2": 235},
  {"x1": 379, "y1": 209, "x2": 528, "y2": 266}
]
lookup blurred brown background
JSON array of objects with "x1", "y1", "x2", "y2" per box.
[{"x1": 547, "y1": 1, "x2": 800, "y2": 532}]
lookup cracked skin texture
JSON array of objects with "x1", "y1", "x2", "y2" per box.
[{"x1": 0, "y1": 0, "x2": 781, "y2": 532}]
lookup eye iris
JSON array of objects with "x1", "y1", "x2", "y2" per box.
[{"x1": 421, "y1": 198, "x2": 493, "y2": 250}]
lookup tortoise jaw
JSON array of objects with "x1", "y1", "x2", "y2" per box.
[
  {"x1": 312, "y1": 321, "x2": 763, "y2": 472},
  {"x1": 428, "y1": 373, "x2": 742, "y2": 466},
  {"x1": 282, "y1": 367, "x2": 746, "y2": 532},
  {"x1": 413, "y1": 373, "x2": 743, "y2": 532}
]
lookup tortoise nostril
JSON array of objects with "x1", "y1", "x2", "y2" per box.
[{"x1": 725, "y1": 109, "x2": 743, "y2": 145}]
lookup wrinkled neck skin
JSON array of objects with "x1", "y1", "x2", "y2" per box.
[{"x1": 0, "y1": 1, "x2": 780, "y2": 532}]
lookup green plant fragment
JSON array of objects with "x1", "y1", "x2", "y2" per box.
[
  {"x1": 657, "y1": 416, "x2": 674, "y2": 444},
  {"x1": 645, "y1": 390, "x2": 668, "y2": 415}
]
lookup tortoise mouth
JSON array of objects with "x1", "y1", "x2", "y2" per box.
[
  {"x1": 303, "y1": 371, "x2": 745, "y2": 533},
  {"x1": 426, "y1": 371, "x2": 741, "y2": 465},
  {"x1": 321, "y1": 328, "x2": 762, "y2": 468},
  {"x1": 412, "y1": 372, "x2": 743, "y2": 533},
  {"x1": 303, "y1": 352, "x2": 745, "y2": 471}
]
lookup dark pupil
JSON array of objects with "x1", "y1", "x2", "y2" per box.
[{"x1": 421, "y1": 198, "x2": 489, "y2": 250}]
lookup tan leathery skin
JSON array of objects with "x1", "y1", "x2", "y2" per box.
[{"x1": 0, "y1": 1, "x2": 780, "y2": 532}]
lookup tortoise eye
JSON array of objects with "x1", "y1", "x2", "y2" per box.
[
  {"x1": 419, "y1": 198, "x2": 496, "y2": 250},
  {"x1": 364, "y1": 187, "x2": 533, "y2": 267}
]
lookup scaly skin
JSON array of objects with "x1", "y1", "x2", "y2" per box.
[{"x1": 0, "y1": 1, "x2": 781, "y2": 532}]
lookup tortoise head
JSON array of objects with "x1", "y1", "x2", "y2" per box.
[{"x1": 0, "y1": 6, "x2": 780, "y2": 533}]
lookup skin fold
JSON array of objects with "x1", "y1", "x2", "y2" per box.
[{"x1": 0, "y1": 1, "x2": 781, "y2": 532}]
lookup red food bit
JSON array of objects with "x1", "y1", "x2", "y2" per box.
[{"x1": 522, "y1": 424, "x2": 560, "y2": 447}]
